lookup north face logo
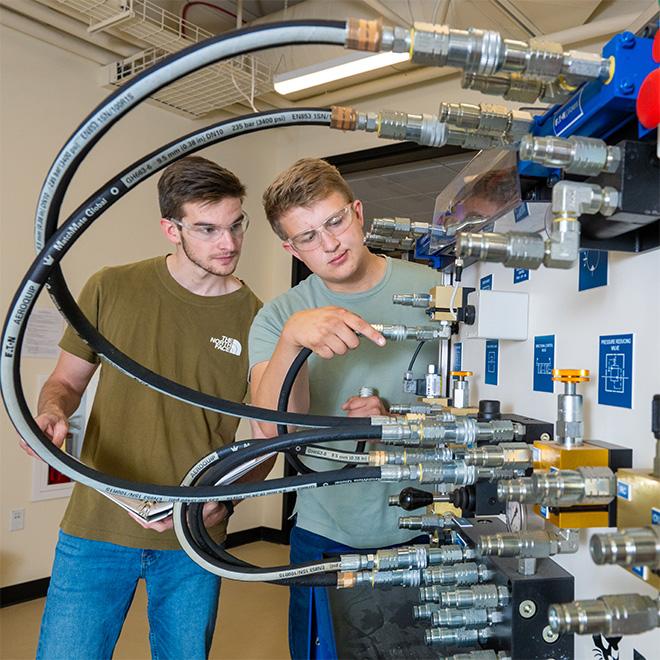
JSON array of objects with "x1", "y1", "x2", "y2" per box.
[{"x1": 209, "y1": 336, "x2": 242, "y2": 356}]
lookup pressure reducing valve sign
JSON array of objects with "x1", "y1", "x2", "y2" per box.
[{"x1": 598, "y1": 334, "x2": 633, "y2": 408}]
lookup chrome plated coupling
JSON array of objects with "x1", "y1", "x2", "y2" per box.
[
  {"x1": 428, "y1": 544, "x2": 477, "y2": 565},
  {"x1": 519, "y1": 135, "x2": 621, "y2": 176},
  {"x1": 431, "y1": 606, "x2": 502, "y2": 628},
  {"x1": 478, "y1": 529, "x2": 579, "y2": 559},
  {"x1": 590, "y1": 527, "x2": 660, "y2": 569},
  {"x1": 548, "y1": 594, "x2": 660, "y2": 636},
  {"x1": 464, "y1": 442, "x2": 532, "y2": 470},
  {"x1": 440, "y1": 584, "x2": 510, "y2": 609},
  {"x1": 425, "y1": 625, "x2": 493, "y2": 648},
  {"x1": 372, "y1": 323, "x2": 452, "y2": 342},
  {"x1": 399, "y1": 513, "x2": 455, "y2": 531},
  {"x1": 422, "y1": 562, "x2": 493, "y2": 586},
  {"x1": 497, "y1": 467, "x2": 616, "y2": 507}
]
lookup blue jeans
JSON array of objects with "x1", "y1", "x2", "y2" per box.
[
  {"x1": 288, "y1": 526, "x2": 426, "y2": 660},
  {"x1": 37, "y1": 531, "x2": 221, "y2": 660}
]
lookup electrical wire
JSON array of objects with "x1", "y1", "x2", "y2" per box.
[{"x1": 408, "y1": 340, "x2": 426, "y2": 372}]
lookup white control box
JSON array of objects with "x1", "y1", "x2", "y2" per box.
[{"x1": 463, "y1": 290, "x2": 529, "y2": 341}]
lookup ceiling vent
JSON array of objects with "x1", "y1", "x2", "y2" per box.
[{"x1": 58, "y1": 0, "x2": 274, "y2": 117}]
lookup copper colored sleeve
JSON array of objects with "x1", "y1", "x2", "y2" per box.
[
  {"x1": 330, "y1": 106, "x2": 358, "y2": 131},
  {"x1": 346, "y1": 17, "x2": 382, "y2": 52}
]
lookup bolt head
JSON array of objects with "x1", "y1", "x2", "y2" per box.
[
  {"x1": 542, "y1": 625, "x2": 560, "y2": 643},
  {"x1": 519, "y1": 599, "x2": 537, "y2": 618},
  {"x1": 619, "y1": 80, "x2": 635, "y2": 95},
  {"x1": 540, "y1": 432, "x2": 551, "y2": 442},
  {"x1": 620, "y1": 32, "x2": 635, "y2": 48}
]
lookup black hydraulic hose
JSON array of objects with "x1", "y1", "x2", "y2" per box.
[
  {"x1": 277, "y1": 347, "x2": 314, "y2": 474},
  {"x1": 34, "y1": 20, "x2": 347, "y2": 248},
  {"x1": 203, "y1": 425, "x2": 383, "y2": 487},
  {"x1": 176, "y1": 424, "x2": 383, "y2": 559},
  {"x1": 2, "y1": 113, "x2": 379, "y2": 499},
  {"x1": 277, "y1": 348, "x2": 372, "y2": 474},
  {"x1": 2, "y1": 20, "x2": 373, "y2": 499},
  {"x1": 277, "y1": 347, "x2": 313, "y2": 436},
  {"x1": 177, "y1": 430, "x2": 384, "y2": 583},
  {"x1": 178, "y1": 503, "x2": 338, "y2": 586}
]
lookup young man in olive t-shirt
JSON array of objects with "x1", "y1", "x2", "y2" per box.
[{"x1": 24, "y1": 157, "x2": 264, "y2": 660}]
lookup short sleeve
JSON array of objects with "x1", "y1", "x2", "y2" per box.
[
  {"x1": 248, "y1": 303, "x2": 285, "y2": 371},
  {"x1": 58, "y1": 271, "x2": 103, "y2": 365}
]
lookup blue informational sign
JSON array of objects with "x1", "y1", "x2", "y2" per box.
[
  {"x1": 598, "y1": 333, "x2": 633, "y2": 408},
  {"x1": 617, "y1": 480, "x2": 632, "y2": 501},
  {"x1": 514, "y1": 203, "x2": 529, "y2": 222},
  {"x1": 454, "y1": 342, "x2": 462, "y2": 371},
  {"x1": 484, "y1": 340, "x2": 499, "y2": 385},
  {"x1": 652, "y1": 508, "x2": 660, "y2": 525},
  {"x1": 579, "y1": 249, "x2": 608, "y2": 291},
  {"x1": 480, "y1": 274, "x2": 493, "y2": 290},
  {"x1": 513, "y1": 268, "x2": 529, "y2": 284},
  {"x1": 533, "y1": 335, "x2": 555, "y2": 393}
]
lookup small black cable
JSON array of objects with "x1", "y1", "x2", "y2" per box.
[{"x1": 408, "y1": 340, "x2": 426, "y2": 372}]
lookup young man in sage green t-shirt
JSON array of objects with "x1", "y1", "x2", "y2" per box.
[
  {"x1": 249, "y1": 157, "x2": 441, "y2": 660},
  {"x1": 22, "y1": 157, "x2": 265, "y2": 660}
]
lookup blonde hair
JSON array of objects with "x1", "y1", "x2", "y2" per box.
[{"x1": 262, "y1": 158, "x2": 354, "y2": 239}]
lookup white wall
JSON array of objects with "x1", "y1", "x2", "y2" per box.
[{"x1": 457, "y1": 247, "x2": 660, "y2": 659}]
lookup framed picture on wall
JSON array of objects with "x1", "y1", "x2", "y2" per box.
[{"x1": 31, "y1": 372, "x2": 97, "y2": 501}]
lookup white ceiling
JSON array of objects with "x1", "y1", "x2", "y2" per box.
[
  {"x1": 18, "y1": 0, "x2": 658, "y2": 114},
  {"x1": 159, "y1": 0, "x2": 656, "y2": 94}
]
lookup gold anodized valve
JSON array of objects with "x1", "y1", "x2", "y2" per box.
[{"x1": 552, "y1": 368, "x2": 590, "y2": 383}]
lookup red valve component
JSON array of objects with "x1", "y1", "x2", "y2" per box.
[
  {"x1": 653, "y1": 29, "x2": 660, "y2": 63},
  {"x1": 636, "y1": 67, "x2": 660, "y2": 129}
]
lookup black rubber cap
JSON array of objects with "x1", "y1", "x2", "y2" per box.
[
  {"x1": 478, "y1": 399, "x2": 501, "y2": 421},
  {"x1": 653, "y1": 394, "x2": 660, "y2": 439},
  {"x1": 398, "y1": 487, "x2": 434, "y2": 511}
]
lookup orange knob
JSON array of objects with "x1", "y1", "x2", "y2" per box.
[
  {"x1": 552, "y1": 368, "x2": 590, "y2": 383},
  {"x1": 451, "y1": 371, "x2": 473, "y2": 378}
]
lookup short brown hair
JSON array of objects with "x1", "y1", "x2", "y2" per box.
[
  {"x1": 158, "y1": 156, "x2": 245, "y2": 220},
  {"x1": 262, "y1": 158, "x2": 354, "y2": 239}
]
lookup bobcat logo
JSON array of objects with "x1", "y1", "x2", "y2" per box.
[
  {"x1": 592, "y1": 634, "x2": 622, "y2": 660},
  {"x1": 209, "y1": 335, "x2": 242, "y2": 356}
]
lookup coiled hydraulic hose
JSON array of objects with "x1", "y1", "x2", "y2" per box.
[
  {"x1": 2, "y1": 21, "x2": 371, "y2": 501},
  {"x1": 2, "y1": 110, "x2": 379, "y2": 501},
  {"x1": 175, "y1": 425, "x2": 384, "y2": 581}
]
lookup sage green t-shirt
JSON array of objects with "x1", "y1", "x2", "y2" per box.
[
  {"x1": 59, "y1": 256, "x2": 261, "y2": 550},
  {"x1": 248, "y1": 256, "x2": 442, "y2": 549}
]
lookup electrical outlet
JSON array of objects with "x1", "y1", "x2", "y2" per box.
[{"x1": 10, "y1": 508, "x2": 25, "y2": 531}]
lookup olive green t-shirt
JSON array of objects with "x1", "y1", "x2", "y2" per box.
[{"x1": 59, "y1": 256, "x2": 261, "y2": 550}]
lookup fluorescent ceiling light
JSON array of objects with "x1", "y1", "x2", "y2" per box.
[{"x1": 273, "y1": 51, "x2": 410, "y2": 96}]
